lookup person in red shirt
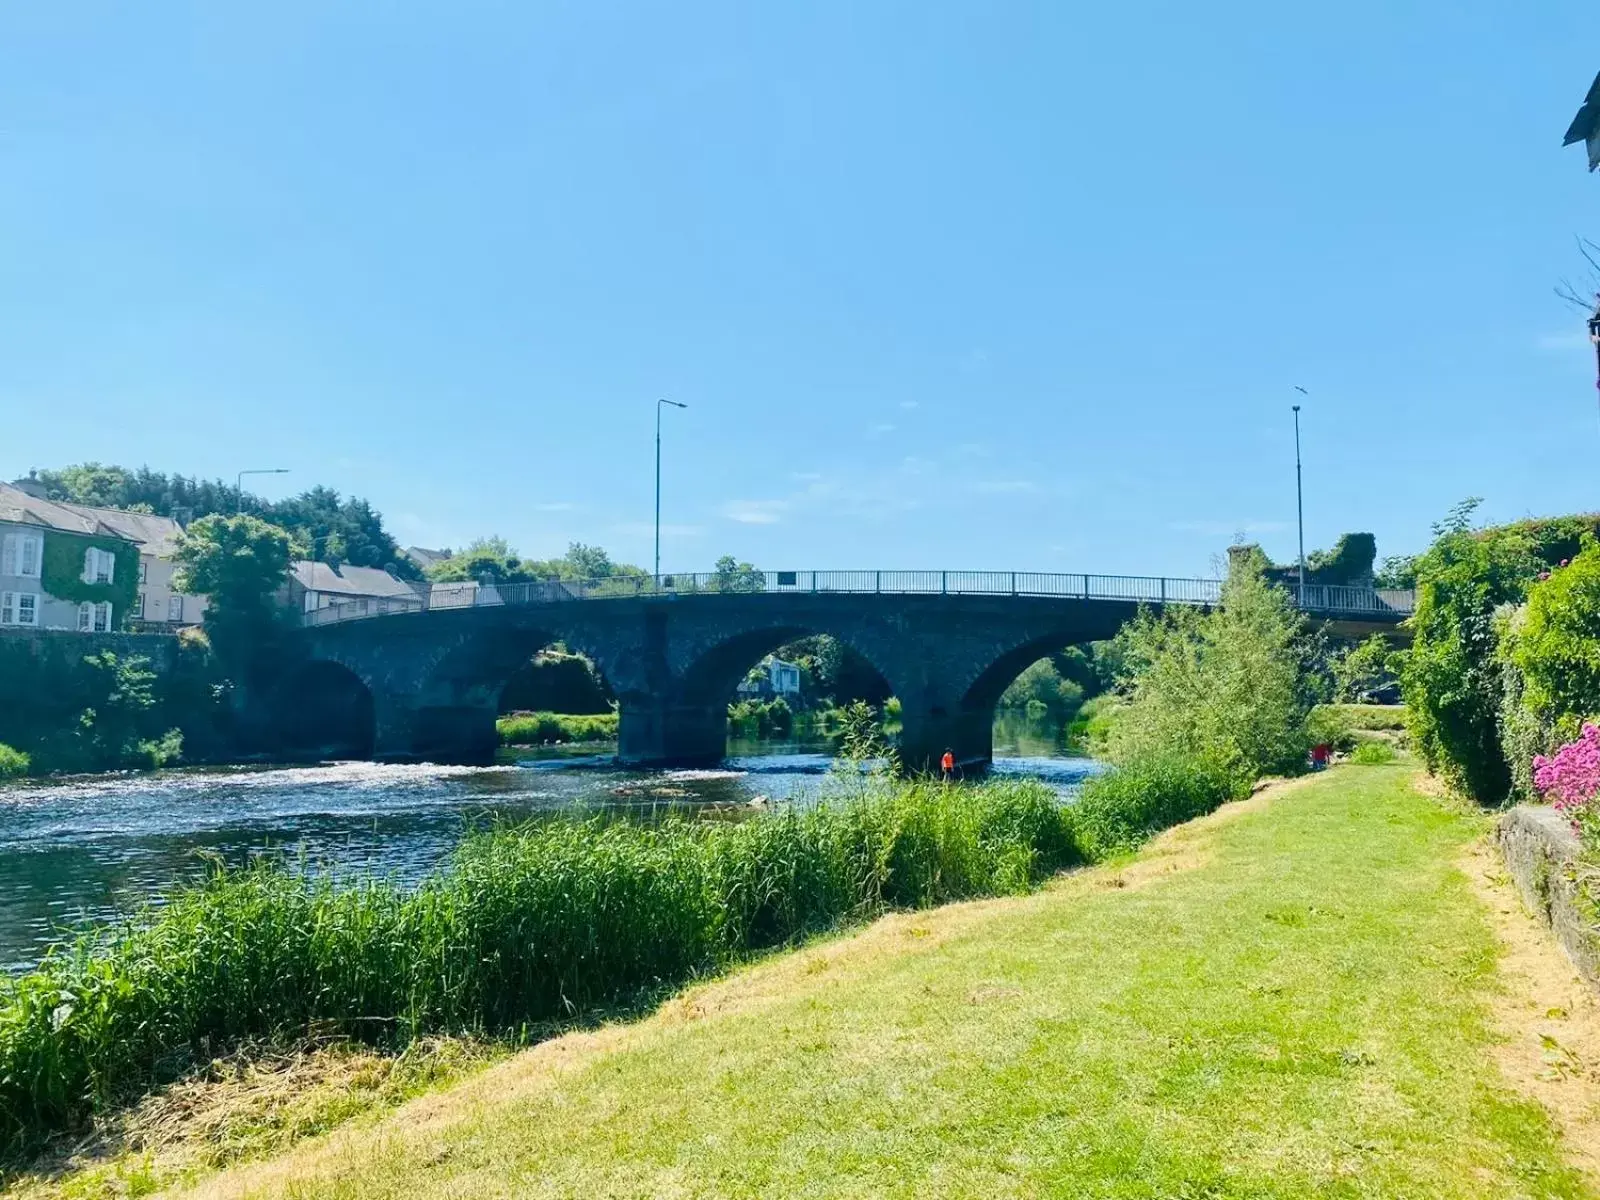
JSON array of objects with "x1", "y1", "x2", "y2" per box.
[
  {"x1": 940, "y1": 749, "x2": 955, "y2": 782},
  {"x1": 1310, "y1": 743, "x2": 1331, "y2": 771}
]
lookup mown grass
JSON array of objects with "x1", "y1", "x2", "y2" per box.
[
  {"x1": 494, "y1": 712, "x2": 617, "y2": 746},
  {"x1": 162, "y1": 766, "x2": 1594, "y2": 1199},
  {"x1": 0, "y1": 778, "x2": 1084, "y2": 1163}
]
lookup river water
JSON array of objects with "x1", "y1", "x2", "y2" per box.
[{"x1": 0, "y1": 715, "x2": 1097, "y2": 972}]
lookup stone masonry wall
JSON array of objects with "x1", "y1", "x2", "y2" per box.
[{"x1": 1497, "y1": 805, "x2": 1600, "y2": 994}]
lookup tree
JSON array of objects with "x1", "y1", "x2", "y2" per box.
[
  {"x1": 426, "y1": 540, "x2": 649, "y2": 586},
  {"x1": 172, "y1": 515, "x2": 295, "y2": 667},
  {"x1": 33, "y1": 463, "x2": 420, "y2": 579},
  {"x1": 1108, "y1": 562, "x2": 1317, "y2": 784},
  {"x1": 712, "y1": 555, "x2": 765, "y2": 594},
  {"x1": 1332, "y1": 634, "x2": 1395, "y2": 702}
]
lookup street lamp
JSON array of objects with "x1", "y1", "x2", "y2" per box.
[
  {"x1": 236, "y1": 468, "x2": 290, "y2": 514},
  {"x1": 1292, "y1": 389, "x2": 1307, "y2": 596},
  {"x1": 655, "y1": 400, "x2": 687, "y2": 586}
]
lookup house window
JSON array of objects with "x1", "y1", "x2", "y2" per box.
[
  {"x1": 77, "y1": 601, "x2": 112, "y2": 632},
  {"x1": 168, "y1": 595, "x2": 183, "y2": 622},
  {"x1": 133, "y1": 592, "x2": 145, "y2": 619},
  {"x1": 1, "y1": 533, "x2": 42, "y2": 579},
  {"x1": 82, "y1": 547, "x2": 115, "y2": 585},
  {"x1": 139, "y1": 560, "x2": 148, "y2": 584},
  {"x1": 1, "y1": 592, "x2": 39, "y2": 627}
]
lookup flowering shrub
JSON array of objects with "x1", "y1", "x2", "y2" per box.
[{"x1": 1533, "y1": 723, "x2": 1600, "y2": 846}]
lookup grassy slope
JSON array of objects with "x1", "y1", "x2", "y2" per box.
[{"x1": 160, "y1": 767, "x2": 1591, "y2": 1197}]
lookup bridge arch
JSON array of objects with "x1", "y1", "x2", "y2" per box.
[{"x1": 267, "y1": 659, "x2": 377, "y2": 761}]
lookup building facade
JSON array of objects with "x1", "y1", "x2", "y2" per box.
[{"x1": 0, "y1": 482, "x2": 133, "y2": 632}]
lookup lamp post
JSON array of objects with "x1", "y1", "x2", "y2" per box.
[
  {"x1": 1292, "y1": 390, "x2": 1307, "y2": 597},
  {"x1": 655, "y1": 399, "x2": 687, "y2": 586},
  {"x1": 235, "y1": 468, "x2": 290, "y2": 514}
]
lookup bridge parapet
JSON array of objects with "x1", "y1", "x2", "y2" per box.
[{"x1": 301, "y1": 570, "x2": 1415, "y2": 629}]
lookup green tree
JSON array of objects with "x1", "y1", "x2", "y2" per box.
[
  {"x1": 1108, "y1": 562, "x2": 1316, "y2": 784},
  {"x1": 1401, "y1": 504, "x2": 1540, "y2": 804},
  {"x1": 172, "y1": 515, "x2": 295, "y2": 667},
  {"x1": 1332, "y1": 634, "x2": 1396, "y2": 702},
  {"x1": 712, "y1": 555, "x2": 765, "y2": 593},
  {"x1": 34, "y1": 463, "x2": 420, "y2": 579},
  {"x1": 1507, "y1": 541, "x2": 1600, "y2": 727}
]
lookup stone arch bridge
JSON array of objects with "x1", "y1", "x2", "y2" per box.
[{"x1": 278, "y1": 571, "x2": 1413, "y2": 773}]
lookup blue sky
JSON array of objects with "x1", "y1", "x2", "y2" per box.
[{"x1": 3, "y1": 2, "x2": 1596, "y2": 577}]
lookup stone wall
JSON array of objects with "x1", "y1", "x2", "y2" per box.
[{"x1": 1497, "y1": 805, "x2": 1600, "y2": 993}]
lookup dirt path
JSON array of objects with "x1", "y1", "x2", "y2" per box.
[{"x1": 1461, "y1": 829, "x2": 1600, "y2": 1182}]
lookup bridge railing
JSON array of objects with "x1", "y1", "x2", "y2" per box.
[{"x1": 299, "y1": 571, "x2": 1416, "y2": 628}]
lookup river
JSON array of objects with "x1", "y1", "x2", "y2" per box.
[{"x1": 0, "y1": 712, "x2": 1097, "y2": 972}]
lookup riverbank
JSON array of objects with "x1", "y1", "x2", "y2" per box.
[{"x1": 10, "y1": 763, "x2": 1597, "y2": 1197}]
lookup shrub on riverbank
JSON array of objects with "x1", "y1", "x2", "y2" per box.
[
  {"x1": 0, "y1": 744, "x2": 28, "y2": 779},
  {"x1": 0, "y1": 777, "x2": 1081, "y2": 1158},
  {"x1": 727, "y1": 697, "x2": 794, "y2": 738},
  {"x1": 496, "y1": 711, "x2": 618, "y2": 746},
  {"x1": 1067, "y1": 756, "x2": 1242, "y2": 860}
]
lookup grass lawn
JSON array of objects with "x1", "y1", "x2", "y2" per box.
[{"x1": 47, "y1": 766, "x2": 1600, "y2": 1198}]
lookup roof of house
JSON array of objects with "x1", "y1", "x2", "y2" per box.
[
  {"x1": 290, "y1": 561, "x2": 425, "y2": 600},
  {"x1": 0, "y1": 482, "x2": 125, "y2": 539},
  {"x1": 57, "y1": 505, "x2": 186, "y2": 556},
  {"x1": 402, "y1": 546, "x2": 450, "y2": 569}
]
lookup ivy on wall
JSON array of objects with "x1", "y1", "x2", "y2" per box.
[{"x1": 40, "y1": 534, "x2": 139, "y2": 616}]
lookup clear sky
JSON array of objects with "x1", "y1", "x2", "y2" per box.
[{"x1": 3, "y1": 3, "x2": 1596, "y2": 578}]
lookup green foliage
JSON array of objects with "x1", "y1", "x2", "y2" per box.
[
  {"x1": 1332, "y1": 634, "x2": 1397, "y2": 701},
  {"x1": 0, "y1": 744, "x2": 28, "y2": 778},
  {"x1": 1305, "y1": 532, "x2": 1377, "y2": 585},
  {"x1": 1065, "y1": 694, "x2": 1119, "y2": 754},
  {"x1": 0, "y1": 639, "x2": 224, "y2": 774},
  {"x1": 1107, "y1": 563, "x2": 1317, "y2": 786},
  {"x1": 1349, "y1": 741, "x2": 1397, "y2": 765},
  {"x1": 1320, "y1": 703, "x2": 1408, "y2": 732},
  {"x1": 1375, "y1": 555, "x2": 1418, "y2": 590},
  {"x1": 1066, "y1": 756, "x2": 1242, "y2": 860},
  {"x1": 999, "y1": 658, "x2": 1085, "y2": 720},
  {"x1": 499, "y1": 649, "x2": 613, "y2": 714},
  {"x1": 172, "y1": 515, "x2": 294, "y2": 668},
  {"x1": 0, "y1": 778, "x2": 1077, "y2": 1157},
  {"x1": 1401, "y1": 508, "x2": 1545, "y2": 804},
  {"x1": 426, "y1": 540, "x2": 647, "y2": 587},
  {"x1": 711, "y1": 555, "x2": 764, "y2": 593},
  {"x1": 39, "y1": 533, "x2": 138, "y2": 616},
  {"x1": 496, "y1": 711, "x2": 619, "y2": 746},
  {"x1": 1507, "y1": 542, "x2": 1600, "y2": 726},
  {"x1": 727, "y1": 697, "x2": 793, "y2": 737},
  {"x1": 34, "y1": 464, "x2": 419, "y2": 579},
  {"x1": 834, "y1": 700, "x2": 898, "y2": 770}
]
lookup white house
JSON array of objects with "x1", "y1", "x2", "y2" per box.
[
  {"x1": 737, "y1": 656, "x2": 803, "y2": 697},
  {"x1": 59, "y1": 504, "x2": 208, "y2": 628}
]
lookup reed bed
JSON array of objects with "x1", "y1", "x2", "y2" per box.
[{"x1": 0, "y1": 777, "x2": 1074, "y2": 1158}]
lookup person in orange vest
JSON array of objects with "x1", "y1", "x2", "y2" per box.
[{"x1": 940, "y1": 748, "x2": 955, "y2": 782}]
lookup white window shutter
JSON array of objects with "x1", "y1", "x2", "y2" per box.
[
  {"x1": 1, "y1": 535, "x2": 14, "y2": 576},
  {"x1": 103, "y1": 550, "x2": 114, "y2": 583},
  {"x1": 78, "y1": 603, "x2": 91, "y2": 631},
  {"x1": 82, "y1": 548, "x2": 94, "y2": 584}
]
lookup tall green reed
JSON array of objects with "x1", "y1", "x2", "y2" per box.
[{"x1": 0, "y1": 777, "x2": 1075, "y2": 1158}]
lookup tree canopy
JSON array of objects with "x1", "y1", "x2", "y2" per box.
[
  {"x1": 425, "y1": 540, "x2": 648, "y2": 585},
  {"x1": 29, "y1": 463, "x2": 418, "y2": 578}
]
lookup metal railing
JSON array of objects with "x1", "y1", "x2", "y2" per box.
[{"x1": 299, "y1": 571, "x2": 1416, "y2": 628}]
